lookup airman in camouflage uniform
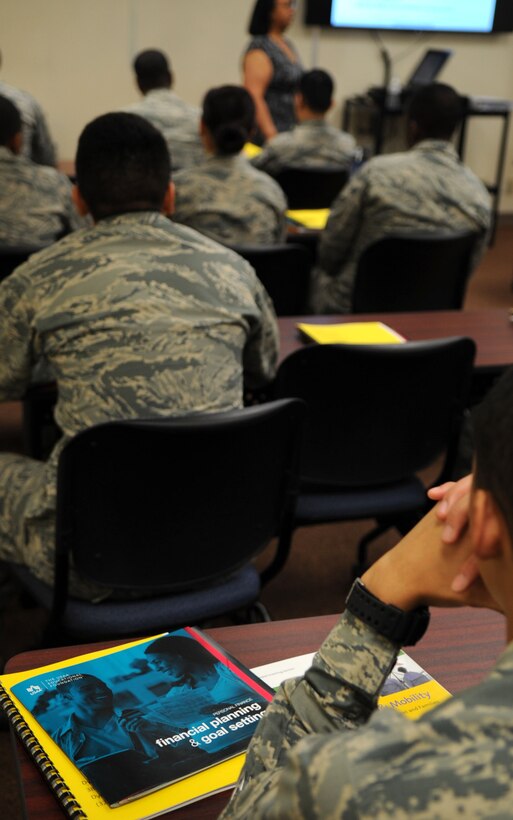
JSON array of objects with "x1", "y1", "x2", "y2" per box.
[
  {"x1": 310, "y1": 85, "x2": 492, "y2": 313},
  {"x1": 0, "y1": 113, "x2": 278, "y2": 601},
  {"x1": 173, "y1": 85, "x2": 287, "y2": 246},
  {"x1": 0, "y1": 95, "x2": 84, "y2": 245},
  {"x1": 252, "y1": 69, "x2": 356, "y2": 175},
  {"x1": 123, "y1": 49, "x2": 204, "y2": 172},
  {"x1": 222, "y1": 367, "x2": 513, "y2": 819},
  {"x1": 173, "y1": 155, "x2": 287, "y2": 246},
  {"x1": 0, "y1": 78, "x2": 56, "y2": 167},
  {"x1": 252, "y1": 119, "x2": 356, "y2": 176}
]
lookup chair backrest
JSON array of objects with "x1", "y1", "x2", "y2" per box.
[
  {"x1": 0, "y1": 244, "x2": 48, "y2": 282},
  {"x1": 231, "y1": 243, "x2": 311, "y2": 316},
  {"x1": 273, "y1": 337, "x2": 475, "y2": 487},
  {"x1": 273, "y1": 166, "x2": 349, "y2": 209},
  {"x1": 352, "y1": 231, "x2": 480, "y2": 313},
  {"x1": 54, "y1": 399, "x2": 305, "y2": 598}
]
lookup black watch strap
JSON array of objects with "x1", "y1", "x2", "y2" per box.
[{"x1": 345, "y1": 579, "x2": 430, "y2": 646}]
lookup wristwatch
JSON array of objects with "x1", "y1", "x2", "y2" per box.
[{"x1": 345, "y1": 578, "x2": 430, "y2": 646}]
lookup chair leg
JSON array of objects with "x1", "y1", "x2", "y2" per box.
[{"x1": 352, "y1": 523, "x2": 391, "y2": 579}]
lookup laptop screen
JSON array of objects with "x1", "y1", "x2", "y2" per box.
[{"x1": 406, "y1": 49, "x2": 453, "y2": 89}]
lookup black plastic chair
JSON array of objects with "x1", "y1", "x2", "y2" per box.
[
  {"x1": 273, "y1": 166, "x2": 349, "y2": 209},
  {"x1": 0, "y1": 244, "x2": 48, "y2": 282},
  {"x1": 9, "y1": 399, "x2": 305, "y2": 643},
  {"x1": 231, "y1": 243, "x2": 312, "y2": 316},
  {"x1": 352, "y1": 231, "x2": 480, "y2": 313},
  {"x1": 273, "y1": 337, "x2": 476, "y2": 575}
]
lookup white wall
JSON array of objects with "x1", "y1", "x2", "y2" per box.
[{"x1": 2, "y1": 0, "x2": 513, "y2": 209}]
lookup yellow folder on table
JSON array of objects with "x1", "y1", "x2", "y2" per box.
[
  {"x1": 286, "y1": 209, "x2": 330, "y2": 230},
  {"x1": 297, "y1": 321, "x2": 406, "y2": 345}
]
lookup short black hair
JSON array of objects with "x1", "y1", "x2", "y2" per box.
[
  {"x1": 75, "y1": 112, "x2": 171, "y2": 221},
  {"x1": 133, "y1": 49, "x2": 172, "y2": 92},
  {"x1": 0, "y1": 94, "x2": 22, "y2": 145},
  {"x1": 145, "y1": 634, "x2": 216, "y2": 670},
  {"x1": 473, "y1": 367, "x2": 513, "y2": 540},
  {"x1": 248, "y1": 0, "x2": 275, "y2": 35},
  {"x1": 202, "y1": 85, "x2": 255, "y2": 156},
  {"x1": 407, "y1": 83, "x2": 464, "y2": 141},
  {"x1": 299, "y1": 69, "x2": 334, "y2": 114}
]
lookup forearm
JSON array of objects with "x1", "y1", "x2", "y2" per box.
[
  {"x1": 253, "y1": 95, "x2": 278, "y2": 142},
  {"x1": 221, "y1": 611, "x2": 398, "y2": 818}
]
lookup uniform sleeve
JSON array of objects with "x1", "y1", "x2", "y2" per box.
[
  {"x1": 30, "y1": 101, "x2": 57, "y2": 167},
  {"x1": 251, "y1": 145, "x2": 281, "y2": 176},
  {"x1": 0, "y1": 269, "x2": 36, "y2": 400},
  {"x1": 243, "y1": 277, "x2": 279, "y2": 389},
  {"x1": 220, "y1": 611, "x2": 399, "y2": 819},
  {"x1": 317, "y1": 170, "x2": 368, "y2": 279}
]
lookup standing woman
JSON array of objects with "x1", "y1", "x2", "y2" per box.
[{"x1": 243, "y1": 0, "x2": 302, "y2": 144}]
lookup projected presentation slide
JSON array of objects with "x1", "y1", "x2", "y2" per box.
[{"x1": 330, "y1": 0, "x2": 496, "y2": 33}]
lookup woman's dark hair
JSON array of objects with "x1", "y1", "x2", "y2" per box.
[
  {"x1": 248, "y1": 0, "x2": 275, "y2": 35},
  {"x1": 202, "y1": 85, "x2": 255, "y2": 156},
  {"x1": 145, "y1": 635, "x2": 216, "y2": 671}
]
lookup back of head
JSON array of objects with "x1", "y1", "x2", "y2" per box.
[
  {"x1": 248, "y1": 0, "x2": 274, "y2": 35},
  {"x1": 299, "y1": 69, "x2": 334, "y2": 114},
  {"x1": 133, "y1": 48, "x2": 172, "y2": 93},
  {"x1": 202, "y1": 85, "x2": 255, "y2": 156},
  {"x1": 473, "y1": 366, "x2": 513, "y2": 540},
  {"x1": 75, "y1": 112, "x2": 171, "y2": 221},
  {"x1": 0, "y1": 94, "x2": 22, "y2": 146},
  {"x1": 407, "y1": 83, "x2": 464, "y2": 141}
]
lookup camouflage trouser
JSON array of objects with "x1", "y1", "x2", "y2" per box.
[
  {"x1": 0, "y1": 452, "x2": 113, "y2": 601},
  {"x1": 0, "y1": 453, "x2": 55, "y2": 582}
]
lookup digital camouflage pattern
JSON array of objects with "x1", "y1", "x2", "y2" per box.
[
  {"x1": 221, "y1": 609, "x2": 513, "y2": 819},
  {"x1": 0, "y1": 146, "x2": 85, "y2": 245},
  {"x1": 310, "y1": 139, "x2": 492, "y2": 313},
  {"x1": 0, "y1": 212, "x2": 278, "y2": 599},
  {"x1": 124, "y1": 88, "x2": 205, "y2": 172},
  {"x1": 245, "y1": 36, "x2": 303, "y2": 140},
  {"x1": 173, "y1": 154, "x2": 287, "y2": 246},
  {"x1": 0, "y1": 81, "x2": 56, "y2": 167},
  {"x1": 252, "y1": 120, "x2": 356, "y2": 176}
]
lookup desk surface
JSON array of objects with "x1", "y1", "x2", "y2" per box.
[
  {"x1": 6, "y1": 607, "x2": 505, "y2": 819},
  {"x1": 278, "y1": 309, "x2": 513, "y2": 371}
]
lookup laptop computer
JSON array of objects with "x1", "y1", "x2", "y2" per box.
[{"x1": 405, "y1": 49, "x2": 453, "y2": 91}]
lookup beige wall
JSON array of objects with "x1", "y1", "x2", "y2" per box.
[{"x1": 2, "y1": 0, "x2": 513, "y2": 209}]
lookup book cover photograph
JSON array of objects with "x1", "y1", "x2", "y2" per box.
[
  {"x1": 378, "y1": 649, "x2": 451, "y2": 719},
  {"x1": 5, "y1": 627, "x2": 274, "y2": 810}
]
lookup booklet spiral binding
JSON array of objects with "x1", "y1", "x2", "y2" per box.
[{"x1": 0, "y1": 686, "x2": 86, "y2": 819}]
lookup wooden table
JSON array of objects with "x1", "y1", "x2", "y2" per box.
[
  {"x1": 278, "y1": 309, "x2": 513, "y2": 372},
  {"x1": 6, "y1": 607, "x2": 506, "y2": 819}
]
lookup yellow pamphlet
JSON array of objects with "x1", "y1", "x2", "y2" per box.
[
  {"x1": 286, "y1": 209, "x2": 330, "y2": 230},
  {"x1": 297, "y1": 321, "x2": 406, "y2": 345}
]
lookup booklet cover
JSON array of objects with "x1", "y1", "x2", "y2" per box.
[
  {"x1": 253, "y1": 648, "x2": 450, "y2": 720},
  {"x1": 6, "y1": 627, "x2": 274, "y2": 810}
]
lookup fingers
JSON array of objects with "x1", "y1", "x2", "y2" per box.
[
  {"x1": 428, "y1": 474, "x2": 472, "y2": 542},
  {"x1": 451, "y1": 554, "x2": 480, "y2": 593}
]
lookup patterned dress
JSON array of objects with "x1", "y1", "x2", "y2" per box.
[{"x1": 244, "y1": 36, "x2": 302, "y2": 142}]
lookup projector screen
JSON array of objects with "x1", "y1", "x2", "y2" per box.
[{"x1": 305, "y1": 0, "x2": 513, "y2": 33}]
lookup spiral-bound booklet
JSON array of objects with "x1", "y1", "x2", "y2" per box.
[{"x1": 0, "y1": 627, "x2": 274, "y2": 818}]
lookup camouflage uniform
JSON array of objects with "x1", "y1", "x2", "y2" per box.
[
  {"x1": 0, "y1": 212, "x2": 278, "y2": 600},
  {"x1": 0, "y1": 146, "x2": 85, "y2": 245},
  {"x1": 123, "y1": 89, "x2": 205, "y2": 172},
  {"x1": 221, "y1": 609, "x2": 513, "y2": 818},
  {"x1": 0, "y1": 81, "x2": 56, "y2": 167},
  {"x1": 252, "y1": 120, "x2": 357, "y2": 176},
  {"x1": 173, "y1": 154, "x2": 287, "y2": 246},
  {"x1": 310, "y1": 139, "x2": 492, "y2": 313}
]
